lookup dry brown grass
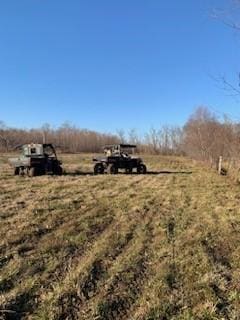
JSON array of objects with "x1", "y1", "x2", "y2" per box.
[{"x1": 1, "y1": 154, "x2": 240, "y2": 319}]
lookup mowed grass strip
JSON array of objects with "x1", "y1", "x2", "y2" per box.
[{"x1": 1, "y1": 154, "x2": 240, "y2": 319}]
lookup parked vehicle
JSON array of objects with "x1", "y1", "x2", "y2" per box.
[
  {"x1": 93, "y1": 144, "x2": 147, "y2": 174},
  {"x1": 8, "y1": 143, "x2": 63, "y2": 177}
]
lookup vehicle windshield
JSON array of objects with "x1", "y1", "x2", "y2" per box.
[
  {"x1": 120, "y1": 147, "x2": 134, "y2": 155},
  {"x1": 44, "y1": 145, "x2": 55, "y2": 157},
  {"x1": 104, "y1": 145, "x2": 135, "y2": 157},
  {"x1": 22, "y1": 144, "x2": 43, "y2": 156}
]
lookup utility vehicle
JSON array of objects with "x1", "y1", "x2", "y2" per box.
[
  {"x1": 8, "y1": 143, "x2": 63, "y2": 177},
  {"x1": 93, "y1": 144, "x2": 147, "y2": 174}
]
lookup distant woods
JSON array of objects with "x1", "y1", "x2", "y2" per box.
[
  {"x1": 0, "y1": 121, "x2": 183, "y2": 155},
  {"x1": 1, "y1": 107, "x2": 240, "y2": 165},
  {"x1": 183, "y1": 107, "x2": 240, "y2": 164},
  {"x1": 0, "y1": 122, "x2": 119, "y2": 154}
]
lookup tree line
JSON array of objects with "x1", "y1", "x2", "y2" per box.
[
  {"x1": 1, "y1": 107, "x2": 240, "y2": 165},
  {"x1": 0, "y1": 121, "x2": 183, "y2": 155},
  {"x1": 183, "y1": 107, "x2": 240, "y2": 164},
  {"x1": 0, "y1": 122, "x2": 119, "y2": 153}
]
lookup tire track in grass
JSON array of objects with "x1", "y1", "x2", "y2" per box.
[
  {"x1": 33, "y1": 189, "x2": 157, "y2": 318},
  {"x1": 52, "y1": 226, "x2": 138, "y2": 320},
  {"x1": 0, "y1": 175, "x2": 145, "y2": 303},
  {"x1": 153, "y1": 171, "x2": 235, "y2": 319},
  {"x1": 0, "y1": 208, "x2": 75, "y2": 272},
  {"x1": 83, "y1": 211, "x2": 157, "y2": 320},
  {"x1": 95, "y1": 252, "x2": 147, "y2": 320},
  {"x1": 0, "y1": 186, "x2": 101, "y2": 270},
  {"x1": 144, "y1": 223, "x2": 185, "y2": 319},
  {"x1": 90, "y1": 185, "x2": 171, "y2": 320},
  {"x1": 180, "y1": 171, "x2": 237, "y2": 318},
  {"x1": 0, "y1": 209, "x2": 113, "y2": 295},
  {"x1": 30, "y1": 209, "x2": 140, "y2": 320},
  {"x1": 132, "y1": 227, "x2": 180, "y2": 317},
  {"x1": 131, "y1": 221, "x2": 177, "y2": 318},
  {"x1": 132, "y1": 178, "x2": 197, "y2": 320},
  {"x1": 0, "y1": 174, "x2": 102, "y2": 238},
  {"x1": 0, "y1": 155, "x2": 195, "y2": 319},
  {"x1": 1, "y1": 192, "x2": 80, "y2": 243},
  {"x1": 0, "y1": 207, "x2": 115, "y2": 319},
  {"x1": 0, "y1": 174, "x2": 141, "y2": 248},
  {"x1": 201, "y1": 232, "x2": 233, "y2": 319}
]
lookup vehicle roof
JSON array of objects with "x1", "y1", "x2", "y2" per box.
[
  {"x1": 21, "y1": 143, "x2": 54, "y2": 147},
  {"x1": 104, "y1": 144, "x2": 137, "y2": 149},
  {"x1": 12, "y1": 143, "x2": 54, "y2": 150}
]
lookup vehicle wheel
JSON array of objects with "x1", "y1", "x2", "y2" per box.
[
  {"x1": 137, "y1": 164, "x2": 147, "y2": 174},
  {"x1": 28, "y1": 167, "x2": 36, "y2": 177},
  {"x1": 125, "y1": 168, "x2": 132, "y2": 174},
  {"x1": 54, "y1": 166, "x2": 63, "y2": 176},
  {"x1": 94, "y1": 163, "x2": 104, "y2": 175},
  {"x1": 107, "y1": 164, "x2": 118, "y2": 174},
  {"x1": 14, "y1": 167, "x2": 20, "y2": 175},
  {"x1": 38, "y1": 168, "x2": 45, "y2": 176}
]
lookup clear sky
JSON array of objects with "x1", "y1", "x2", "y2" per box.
[{"x1": 0, "y1": 0, "x2": 240, "y2": 133}]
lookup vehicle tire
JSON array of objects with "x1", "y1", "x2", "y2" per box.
[
  {"x1": 137, "y1": 164, "x2": 147, "y2": 174},
  {"x1": 38, "y1": 168, "x2": 45, "y2": 176},
  {"x1": 28, "y1": 167, "x2": 36, "y2": 177},
  {"x1": 55, "y1": 166, "x2": 63, "y2": 176},
  {"x1": 94, "y1": 163, "x2": 104, "y2": 175},
  {"x1": 107, "y1": 164, "x2": 118, "y2": 174},
  {"x1": 125, "y1": 168, "x2": 132, "y2": 174},
  {"x1": 14, "y1": 167, "x2": 20, "y2": 175}
]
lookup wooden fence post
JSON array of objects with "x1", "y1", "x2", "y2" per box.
[{"x1": 218, "y1": 156, "x2": 223, "y2": 175}]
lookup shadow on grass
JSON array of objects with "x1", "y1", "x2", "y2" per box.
[
  {"x1": 63, "y1": 170, "x2": 192, "y2": 176},
  {"x1": 63, "y1": 171, "x2": 94, "y2": 176},
  {"x1": 147, "y1": 170, "x2": 192, "y2": 175}
]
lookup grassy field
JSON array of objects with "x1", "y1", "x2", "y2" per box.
[{"x1": 1, "y1": 154, "x2": 240, "y2": 320}]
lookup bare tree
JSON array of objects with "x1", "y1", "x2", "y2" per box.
[
  {"x1": 116, "y1": 129, "x2": 125, "y2": 144},
  {"x1": 0, "y1": 121, "x2": 10, "y2": 151},
  {"x1": 212, "y1": 1, "x2": 240, "y2": 95},
  {"x1": 183, "y1": 107, "x2": 222, "y2": 163},
  {"x1": 145, "y1": 128, "x2": 160, "y2": 154},
  {"x1": 128, "y1": 129, "x2": 140, "y2": 145}
]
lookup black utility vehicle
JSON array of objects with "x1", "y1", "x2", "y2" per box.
[
  {"x1": 93, "y1": 144, "x2": 147, "y2": 174},
  {"x1": 8, "y1": 143, "x2": 63, "y2": 177}
]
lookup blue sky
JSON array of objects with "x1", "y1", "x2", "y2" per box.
[{"x1": 0, "y1": 0, "x2": 240, "y2": 133}]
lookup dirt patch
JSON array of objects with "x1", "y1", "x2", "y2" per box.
[
  {"x1": 95, "y1": 253, "x2": 148, "y2": 320},
  {"x1": 3, "y1": 290, "x2": 36, "y2": 320},
  {"x1": 210, "y1": 283, "x2": 231, "y2": 319},
  {"x1": 80, "y1": 260, "x2": 106, "y2": 300},
  {"x1": 0, "y1": 254, "x2": 13, "y2": 269},
  {"x1": 201, "y1": 236, "x2": 231, "y2": 268},
  {"x1": 145, "y1": 303, "x2": 181, "y2": 320},
  {"x1": 201, "y1": 234, "x2": 233, "y2": 319},
  {"x1": 55, "y1": 291, "x2": 81, "y2": 320}
]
